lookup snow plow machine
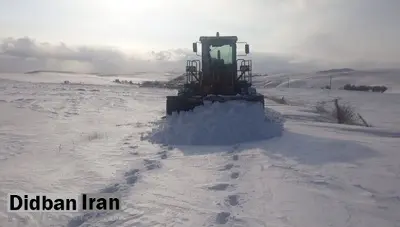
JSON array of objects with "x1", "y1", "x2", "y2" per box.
[{"x1": 166, "y1": 32, "x2": 265, "y2": 115}]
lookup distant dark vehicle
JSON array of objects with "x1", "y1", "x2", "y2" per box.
[
  {"x1": 343, "y1": 84, "x2": 387, "y2": 93},
  {"x1": 318, "y1": 68, "x2": 355, "y2": 74}
]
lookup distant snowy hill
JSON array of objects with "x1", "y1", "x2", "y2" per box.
[{"x1": 255, "y1": 68, "x2": 400, "y2": 93}]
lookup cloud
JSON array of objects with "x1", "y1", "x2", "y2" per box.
[
  {"x1": 0, "y1": 36, "x2": 319, "y2": 74},
  {"x1": 273, "y1": 0, "x2": 400, "y2": 66},
  {"x1": 1, "y1": 37, "x2": 126, "y2": 65},
  {"x1": 1, "y1": 1, "x2": 400, "y2": 71},
  {"x1": 0, "y1": 37, "x2": 192, "y2": 73}
]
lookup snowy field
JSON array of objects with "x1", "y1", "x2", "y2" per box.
[
  {"x1": 0, "y1": 71, "x2": 400, "y2": 227},
  {"x1": 0, "y1": 72, "x2": 173, "y2": 86}
]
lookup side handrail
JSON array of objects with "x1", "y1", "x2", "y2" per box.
[
  {"x1": 236, "y1": 59, "x2": 252, "y2": 83},
  {"x1": 186, "y1": 60, "x2": 201, "y2": 83}
]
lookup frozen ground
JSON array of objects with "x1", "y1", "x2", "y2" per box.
[
  {"x1": 0, "y1": 72, "x2": 172, "y2": 86},
  {"x1": 0, "y1": 71, "x2": 399, "y2": 227}
]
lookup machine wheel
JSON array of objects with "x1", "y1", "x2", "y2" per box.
[
  {"x1": 254, "y1": 94, "x2": 265, "y2": 108},
  {"x1": 253, "y1": 95, "x2": 265, "y2": 109},
  {"x1": 166, "y1": 96, "x2": 180, "y2": 115},
  {"x1": 243, "y1": 94, "x2": 265, "y2": 108},
  {"x1": 166, "y1": 96, "x2": 203, "y2": 115}
]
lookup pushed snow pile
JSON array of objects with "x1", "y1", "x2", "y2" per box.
[{"x1": 144, "y1": 101, "x2": 284, "y2": 145}]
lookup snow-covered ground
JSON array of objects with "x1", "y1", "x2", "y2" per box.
[
  {"x1": 0, "y1": 71, "x2": 399, "y2": 227},
  {"x1": 255, "y1": 69, "x2": 400, "y2": 93},
  {"x1": 0, "y1": 72, "x2": 174, "y2": 86}
]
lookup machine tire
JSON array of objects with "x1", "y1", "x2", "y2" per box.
[
  {"x1": 166, "y1": 96, "x2": 203, "y2": 115},
  {"x1": 166, "y1": 96, "x2": 179, "y2": 115}
]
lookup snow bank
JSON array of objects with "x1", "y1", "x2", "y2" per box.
[{"x1": 145, "y1": 101, "x2": 284, "y2": 145}]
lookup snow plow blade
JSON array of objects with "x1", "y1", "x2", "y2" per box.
[{"x1": 166, "y1": 94, "x2": 265, "y2": 115}]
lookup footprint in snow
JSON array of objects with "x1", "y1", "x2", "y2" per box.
[
  {"x1": 143, "y1": 159, "x2": 161, "y2": 170},
  {"x1": 129, "y1": 151, "x2": 139, "y2": 155},
  {"x1": 208, "y1": 183, "x2": 230, "y2": 191},
  {"x1": 227, "y1": 195, "x2": 239, "y2": 206},
  {"x1": 231, "y1": 172, "x2": 240, "y2": 179},
  {"x1": 127, "y1": 145, "x2": 139, "y2": 155},
  {"x1": 124, "y1": 169, "x2": 140, "y2": 185},
  {"x1": 216, "y1": 212, "x2": 231, "y2": 224},
  {"x1": 219, "y1": 163, "x2": 234, "y2": 171},
  {"x1": 157, "y1": 150, "x2": 168, "y2": 159},
  {"x1": 100, "y1": 183, "x2": 121, "y2": 193}
]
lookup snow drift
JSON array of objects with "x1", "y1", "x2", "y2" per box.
[{"x1": 145, "y1": 101, "x2": 284, "y2": 145}]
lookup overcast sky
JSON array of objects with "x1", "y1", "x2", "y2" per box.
[{"x1": 0, "y1": 0, "x2": 399, "y2": 73}]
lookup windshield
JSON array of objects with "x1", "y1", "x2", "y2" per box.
[{"x1": 209, "y1": 44, "x2": 233, "y2": 64}]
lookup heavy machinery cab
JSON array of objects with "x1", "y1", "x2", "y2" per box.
[{"x1": 183, "y1": 32, "x2": 253, "y2": 96}]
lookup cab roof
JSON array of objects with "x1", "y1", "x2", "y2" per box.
[{"x1": 199, "y1": 36, "x2": 238, "y2": 43}]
